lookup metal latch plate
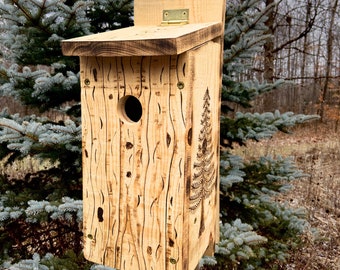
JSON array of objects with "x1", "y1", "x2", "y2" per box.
[{"x1": 161, "y1": 9, "x2": 189, "y2": 25}]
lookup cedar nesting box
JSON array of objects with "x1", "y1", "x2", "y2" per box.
[{"x1": 62, "y1": 1, "x2": 225, "y2": 269}]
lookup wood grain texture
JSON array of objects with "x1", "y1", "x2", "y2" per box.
[
  {"x1": 61, "y1": 23, "x2": 222, "y2": 57},
  {"x1": 186, "y1": 42, "x2": 222, "y2": 270},
  {"x1": 134, "y1": 0, "x2": 226, "y2": 25},
  {"x1": 81, "y1": 54, "x2": 190, "y2": 269},
  {"x1": 81, "y1": 40, "x2": 221, "y2": 270}
]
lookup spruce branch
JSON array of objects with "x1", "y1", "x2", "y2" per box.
[
  {"x1": 0, "y1": 118, "x2": 29, "y2": 139},
  {"x1": 12, "y1": 0, "x2": 51, "y2": 35}
]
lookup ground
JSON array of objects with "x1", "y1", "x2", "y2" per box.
[{"x1": 232, "y1": 122, "x2": 340, "y2": 270}]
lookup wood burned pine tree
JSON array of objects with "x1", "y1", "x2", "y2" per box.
[{"x1": 189, "y1": 88, "x2": 216, "y2": 236}]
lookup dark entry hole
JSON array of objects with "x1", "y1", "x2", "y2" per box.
[{"x1": 118, "y1": 95, "x2": 142, "y2": 123}]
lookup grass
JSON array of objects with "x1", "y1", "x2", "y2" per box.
[{"x1": 231, "y1": 122, "x2": 340, "y2": 270}]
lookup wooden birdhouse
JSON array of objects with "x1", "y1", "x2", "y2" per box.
[{"x1": 61, "y1": 1, "x2": 225, "y2": 269}]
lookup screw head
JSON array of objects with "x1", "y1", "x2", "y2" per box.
[
  {"x1": 169, "y1": 257, "x2": 177, "y2": 264},
  {"x1": 177, "y1": 81, "x2": 185, "y2": 89},
  {"x1": 84, "y1": 78, "x2": 90, "y2": 86}
]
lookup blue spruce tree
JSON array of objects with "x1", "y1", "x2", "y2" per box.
[{"x1": 0, "y1": 0, "x2": 317, "y2": 269}]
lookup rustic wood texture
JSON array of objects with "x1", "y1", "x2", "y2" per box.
[
  {"x1": 81, "y1": 40, "x2": 221, "y2": 270},
  {"x1": 134, "y1": 0, "x2": 226, "y2": 25},
  {"x1": 61, "y1": 23, "x2": 222, "y2": 57},
  {"x1": 186, "y1": 41, "x2": 221, "y2": 270}
]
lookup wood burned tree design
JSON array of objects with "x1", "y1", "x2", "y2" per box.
[{"x1": 189, "y1": 88, "x2": 216, "y2": 236}]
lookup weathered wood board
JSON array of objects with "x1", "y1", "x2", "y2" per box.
[
  {"x1": 134, "y1": 0, "x2": 226, "y2": 25},
  {"x1": 62, "y1": 23, "x2": 222, "y2": 57},
  {"x1": 80, "y1": 40, "x2": 221, "y2": 269}
]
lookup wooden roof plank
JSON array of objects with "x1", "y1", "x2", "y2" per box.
[{"x1": 61, "y1": 22, "x2": 222, "y2": 56}]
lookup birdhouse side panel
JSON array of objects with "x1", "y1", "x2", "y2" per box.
[
  {"x1": 186, "y1": 40, "x2": 222, "y2": 270},
  {"x1": 80, "y1": 56, "x2": 122, "y2": 266}
]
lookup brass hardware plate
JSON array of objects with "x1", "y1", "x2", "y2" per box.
[{"x1": 161, "y1": 9, "x2": 189, "y2": 25}]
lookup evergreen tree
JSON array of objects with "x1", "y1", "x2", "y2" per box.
[{"x1": 0, "y1": 0, "x2": 317, "y2": 269}]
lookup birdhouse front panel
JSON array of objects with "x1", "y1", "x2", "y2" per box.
[{"x1": 80, "y1": 40, "x2": 221, "y2": 270}]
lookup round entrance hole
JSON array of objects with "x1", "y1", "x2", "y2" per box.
[{"x1": 118, "y1": 95, "x2": 142, "y2": 123}]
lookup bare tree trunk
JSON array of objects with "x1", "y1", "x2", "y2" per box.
[
  {"x1": 286, "y1": 15, "x2": 292, "y2": 79},
  {"x1": 263, "y1": 0, "x2": 275, "y2": 83},
  {"x1": 313, "y1": 29, "x2": 323, "y2": 112},
  {"x1": 300, "y1": 1, "x2": 312, "y2": 85},
  {"x1": 320, "y1": 0, "x2": 338, "y2": 121},
  {"x1": 335, "y1": 47, "x2": 340, "y2": 131}
]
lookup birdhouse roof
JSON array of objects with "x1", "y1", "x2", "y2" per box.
[{"x1": 61, "y1": 22, "x2": 222, "y2": 57}]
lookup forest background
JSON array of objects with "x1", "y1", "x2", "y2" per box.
[{"x1": 0, "y1": 0, "x2": 339, "y2": 269}]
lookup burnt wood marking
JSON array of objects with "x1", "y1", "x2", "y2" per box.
[{"x1": 189, "y1": 88, "x2": 216, "y2": 235}]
